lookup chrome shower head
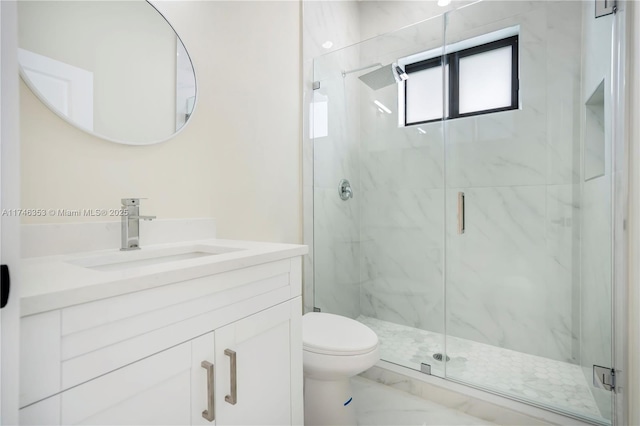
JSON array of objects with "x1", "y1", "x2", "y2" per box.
[{"x1": 357, "y1": 63, "x2": 408, "y2": 90}]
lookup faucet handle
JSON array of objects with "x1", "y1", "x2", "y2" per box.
[{"x1": 121, "y1": 198, "x2": 148, "y2": 206}]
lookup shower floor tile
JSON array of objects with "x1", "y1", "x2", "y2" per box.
[{"x1": 357, "y1": 315, "x2": 606, "y2": 423}]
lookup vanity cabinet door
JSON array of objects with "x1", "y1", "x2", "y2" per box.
[
  {"x1": 60, "y1": 341, "x2": 194, "y2": 425},
  {"x1": 19, "y1": 394, "x2": 60, "y2": 426},
  {"x1": 214, "y1": 299, "x2": 302, "y2": 426}
]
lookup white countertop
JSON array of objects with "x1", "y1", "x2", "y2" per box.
[{"x1": 21, "y1": 239, "x2": 308, "y2": 317}]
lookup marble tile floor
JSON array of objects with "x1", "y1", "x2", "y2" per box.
[
  {"x1": 357, "y1": 316, "x2": 605, "y2": 423},
  {"x1": 353, "y1": 376, "x2": 495, "y2": 426}
]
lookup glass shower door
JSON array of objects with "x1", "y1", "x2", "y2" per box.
[
  {"x1": 442, "y1": 1, "x2": 613, "y2": 424},
  {"x1": 353, "y1": 17, "x2": 448, "y2": 377},
  {"x1": 312, "y1": 15, "x2": 449, "y2": 378},
  {"x1": 312, "y1": 50, "x2": 362, "y2": 321}
]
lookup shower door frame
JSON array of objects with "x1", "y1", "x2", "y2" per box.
[{"x1": 610, "y1": 1, "x2": 629, "y2": 425}]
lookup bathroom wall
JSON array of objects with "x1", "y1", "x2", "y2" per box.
[
  {"x1": 354, "y1": 1, "x2": 583, "y2": 363},
  {"x1": 20, "y1": 1, "x2": 302, "y2": 245},
  {"x1": 358, "y1": 1, "x2": 464, "y2": 40}
]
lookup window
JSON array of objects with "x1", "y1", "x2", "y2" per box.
[
  {"x1": 402, "y1": 35, "x2": 519, "y2": 126},
  {"x1": 405, "y1": 58, "x2": 447, "y2": 124}
]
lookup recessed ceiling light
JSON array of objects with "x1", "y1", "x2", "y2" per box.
[
  {"x1": 322, "y1": 41, "x2": 333, "y2": 49},
  {"x1": 438, "y1": 0, "x2": 451, "y2": 6}
]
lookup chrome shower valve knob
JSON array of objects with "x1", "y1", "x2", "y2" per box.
[{"x1": 338, "y1": 179, "x2": 353, "y2": 201}]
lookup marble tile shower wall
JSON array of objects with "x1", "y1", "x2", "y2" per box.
[
  {"x1": 358, "y1": 1, "x2": 583, "y2": 363},
  {"x1": 359, "y1": 88, "x2": 446, "y2": 333}
]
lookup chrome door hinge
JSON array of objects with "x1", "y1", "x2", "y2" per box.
[
  {"x1": 595, "y1": 0, "x2": 616, "y2": 17},
  {"x1": 312, "y1": 81, "x2": 320, "y2": 90},
  {"x1": 420, "y1": 363, "x2": 431, "y2": 375},
  {"x1": 593, "y1": 365, "x2": 615, "y2": 391}
]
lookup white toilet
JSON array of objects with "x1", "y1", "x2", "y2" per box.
[{"x1": 302, "y1": 312, "x2": 379, "y2": 426}]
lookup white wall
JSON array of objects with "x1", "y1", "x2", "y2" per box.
[{"x1": 20, "y1": 1, "x2": 302, "y2": 245}]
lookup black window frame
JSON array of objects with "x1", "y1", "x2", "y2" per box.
[{"x1": 403, "y1": 35, "x2": 519, "y2": 127}]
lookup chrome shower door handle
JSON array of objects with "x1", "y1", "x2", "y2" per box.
[
  {"x1": 457, "y1": 192, "x2": 465, "y2": 234},
  {"x1": 201, "y1": 361, "x2": 215, "y2": 422},
  {"x1": 224, "y1": 349, "x2": 237, "y2": 405}
]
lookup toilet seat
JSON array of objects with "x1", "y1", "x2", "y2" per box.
[{"x1": 303, "y1": 312, "x2": 378, "y2": 356}]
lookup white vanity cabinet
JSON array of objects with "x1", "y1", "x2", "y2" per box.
[
  {"x1": 214, "y1": 300, "x2": 302, "y2": 425},
  {"x1": 21, "y1": 332, "x2": 205, "y2": 425},
  {"x1": 64, "y1": 336, "x2": 198, "y2": 425},
  {"x1": 19, "y1": 249, "x2": 304, "y2": 426}
]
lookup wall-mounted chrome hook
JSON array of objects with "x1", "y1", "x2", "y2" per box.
[{"x1": 339, "y1": 179, "x2": 353, "y2": 201}]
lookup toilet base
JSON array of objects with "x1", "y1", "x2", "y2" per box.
[{"x1": 304, "y1": 376, "x2": 357, "y2": 426}]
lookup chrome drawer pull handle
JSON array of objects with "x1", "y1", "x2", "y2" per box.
[
  {"x1": 224, "y1": 349, "x2": 237, "y2": 405},
  {"x1": 201, "y1": 361, "x2": 215, "y2": 422}
]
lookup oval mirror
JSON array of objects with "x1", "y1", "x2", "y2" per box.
[{"x1": 17, "y1": 1, "x2": 196, "y2": 145}]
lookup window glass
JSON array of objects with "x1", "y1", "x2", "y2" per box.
[
  {"x1": 401, "y1": 34, "x2": 518, "y2": 126},
  {"x1": 406, "y1": 66, "x2": 444, "y2": 124},
  {"x1": 458, "y1": 45, "x2": 513, "y2": 115}
]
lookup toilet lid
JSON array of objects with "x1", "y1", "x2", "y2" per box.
[{"x1": 302, "y1": 313, "x2": 379, "y2": 356}]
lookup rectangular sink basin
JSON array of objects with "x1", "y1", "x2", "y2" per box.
[{"x1": 67, "y1": 245, "x2": 244, "y2": 272}]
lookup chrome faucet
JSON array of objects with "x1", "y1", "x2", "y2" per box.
[{"x1": 120, "y1": 198, "x2": 156, "y2": 251}]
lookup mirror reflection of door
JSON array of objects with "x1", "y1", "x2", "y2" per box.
[
  {"x1": 18, "y1": 48, "x2": 94, "y2": 131},
  {"x1": 17, "y1": 1, "x2": 197, "y2": 145}
]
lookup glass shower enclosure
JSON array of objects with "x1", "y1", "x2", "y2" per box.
[{"x1": 311, "y1": 1, "x2": 623, "y2": 424}]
